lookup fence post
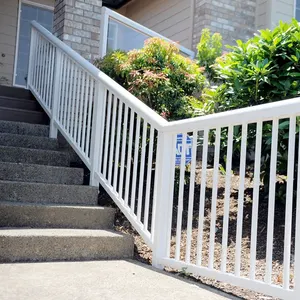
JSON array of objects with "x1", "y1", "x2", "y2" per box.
[
  {"x1": 27, "y1": 27, "x2": 36, "y2": 90},
  {"x1": 49, "y1": 49, "x2": 62, "y2": 139},
  {"x1": 89, "y1": 81, "x2": 106, "y2": 186},
  {"x1": 152, "y1": 130, "x2": 175, "y2": 269}
]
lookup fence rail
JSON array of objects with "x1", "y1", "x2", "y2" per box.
[{"x1": 28, "y1": 21, "x2": 300, "y2": 300}]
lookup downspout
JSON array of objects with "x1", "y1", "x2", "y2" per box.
[{"x1": 189, "y1": 0, "x2": 196, "y2": 52}]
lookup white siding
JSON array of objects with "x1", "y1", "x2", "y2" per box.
[
  {"x1": 118, "y1": 0, "x2": 193, "y2": 49},
  {"x1": 272, "y1": 0, "x2": 295, "y2": 26},
  {"x1": 257, "y1": 0, "x2": 295, "y2": 30}
]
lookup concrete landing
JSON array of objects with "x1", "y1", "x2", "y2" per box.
[{"x1": 0, "y1": 260, "x2": 236, "y2": 300}]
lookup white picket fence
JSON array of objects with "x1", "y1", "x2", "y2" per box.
[{"x1": 28, "y1": 21, "x2": 300, "y2": 300}]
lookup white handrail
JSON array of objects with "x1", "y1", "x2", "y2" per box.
[
  {"x1": 27, "y1": 22, "x2": 300, "y2": 300},
  {"x1": 163, "y1": 96, "x2": 300, "y2": 132},
  {"x1": 31, "y1": 21, "x2": 168, "y2": 130}
]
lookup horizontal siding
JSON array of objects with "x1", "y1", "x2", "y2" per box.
[
  {"x1": 119, "y1": 0, "x2": 192, "y2": 49},
  {"x1": 256, "y1": 0, "x2": 294, "y2": 30},
  {"x1": 273, "y1": 0, "x2": 295, "y2": 24},
  {"x1": 0, "y1": 0, "x2": 18, "y2": 85}
]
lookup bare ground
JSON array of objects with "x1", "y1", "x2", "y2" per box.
[{"x1": 101, "y1": 163, "x2": 295, "y2": 300}]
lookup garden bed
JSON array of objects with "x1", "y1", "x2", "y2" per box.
[{"x1": 104, "y1": 163, "x2": 295, "y2": 300}]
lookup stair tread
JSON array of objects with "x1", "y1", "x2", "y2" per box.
[
  {"x1": 0, "y1": 95, "x2": 37, "y2": 102},
  {"x1": 0, "y1": 120, "x2": 49, "y2": 129},
  {"x1": 0, "y1": 132, "x2": 58, "y2": 150},
  {"x1": 0, "y1": 179, "x2": 95, "y2": 189},
  {"x1": 0, "y1": 161, "x2": 83, "y2": 185},
  {"x1": 0, "y1": 105, "x2": 45, "y2": 115},
  {"x1": 0, "y1": 144, "x2": 67, "y2": 154},
  {"x1": 0, "y1": 201, "x2": 112, "y2": 210},
  {"x1": 0, "y1": 161, "x2": 81, "y2": 171},
  {"x1": 0, "y1": 228, "x2": 124, "y2": 238}
]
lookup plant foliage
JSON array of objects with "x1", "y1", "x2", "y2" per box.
[
  {"x1": 203, "y1": 20, "x2": 300, "y2": 201},
  {"x1": 95, "y1": 38, "x2": 207, "y2": 121}
]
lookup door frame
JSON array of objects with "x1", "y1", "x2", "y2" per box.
[{"x1": 13, "y1": 0, "x2": 54, "y2": 88}]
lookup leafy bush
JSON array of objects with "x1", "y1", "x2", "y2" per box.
[
  {"x1": 203, "y1": 20, "x2": 300, "y2": 201},
  {"x1": 95, "y1": 38, "x2": 207, "y2": 121},
  {"x1": 196, "y1": 28, "x2": 222, "y2": 80},
  {"x1": 211, "y1": 19, "x2": 300, "y2": 112}
]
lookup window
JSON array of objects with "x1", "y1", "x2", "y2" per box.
[
  {"x1": 15, "y1": 3, "x2": 53, "y2": 87},
  {"x1": 296, "y1": 0, "x2": 300, "y2": 21}
]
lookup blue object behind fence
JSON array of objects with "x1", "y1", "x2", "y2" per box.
[{"x1": 175, "y1": 133, "x2": 193, "y2": 166}]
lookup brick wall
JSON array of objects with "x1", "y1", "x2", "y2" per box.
[
  {"x1": 192, "y1": 0, "x2": 257, "y2": 51},
  {"x1": 53, "y1": 0, "x2": 102, "y2": 61}
]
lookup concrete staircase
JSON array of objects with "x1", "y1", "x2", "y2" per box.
[{"x1": 0, "y1": 86, "x2": 133, "y2": 263}]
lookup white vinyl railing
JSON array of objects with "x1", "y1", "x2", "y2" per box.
[{"x1": 28, "y1": 21, "x2": 300, "y2": 300}]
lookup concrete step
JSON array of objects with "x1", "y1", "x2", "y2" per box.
[
  {"x1": 0, "y1": 180, "x2": 98, "y2": 205},
  {"x1": 0, "y1": 120, "x2": 49, "y2": 137},
  {"x1": 0, "y1": 96, "x2": 41, "y2": 111},
  {"x1": 0, "y1": 106, "x2": 48, "y2": 124},
  {"x1": 0, "y1": 145, "x2": 70, "y2": 166},
  {"x1": 0, "y1": 162, "x2": 84, "y2": 185},
  {"x1": 0, "y1": 202, "x2": 115, "y2": 229},
  {"x1": 0, "y1": 85, "x2": 34, "y2": 100},
  {"x1": 0, "y1": 228, "x2": 133, "y2": 262},
  {"x1": 0, "y1": 133, "x2": 59, "y2": 150}
]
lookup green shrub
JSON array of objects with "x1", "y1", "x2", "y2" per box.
[
  {"x1": 196, "y1": 28, "x2": 222, "y2": 80},
  {"x1": 203, "y1": 19, "x2": 300, "y2": 201},
  {"x1": 95, "y1": 38, "x2": 207, "y2": 121},
  {"x1": 211, "y1": 19, "x2": 300, "y2": 112}
]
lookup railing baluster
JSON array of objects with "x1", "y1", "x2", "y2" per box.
[
  {"x1": 137, "y1": 120, "x2": 147, "y2": 221},
  {"x1": 235, "y1": 123, "x2": 248, "y2": 276},
  {"x1": 47, "y1": 45, "x2": 55, "y2": 109},
  {"x1": 81, "y1": 75, "x2": 90, "y2": 153},
  {"x1": 108, "y1": 95, "x2": 118, "y2": 185},
  {"x1": 175, "y1": 132, "x2": 187, "y2": 261},
  {"x1": 265, "y1": 118, "x2": 279, "y2": 284},
  {"x1": 70, "y1": 67, "x2": 78, "y2": 138},
  {"x1": 67, "y1": 62, "x2": 74, "y2": 134},
  {"x1": 185, "y1": 130, "x2": 198, "y2": 263},
  {"x1": 37, "y1": 36, "x2": 43, "y2": 95},
  {"x1": 63, "y1": 59, "x2": 71, "y2": 130},
  {"x1": 119, "y1": 104, "x2": 129, "y2": 199},
  {"x1": 49, "y1": 49, "x2": 62, "y2": 138},
  {"x1": 113, "y1": 99, "x2": 123, "y2": 191},
  {"x1": 144, "y1": 126, "x2": 154, "y2": 231},
  {"x1": 85, "y1": 79, "x2": 94, "y2": 157},
  {"x1": 41, "y1": 42, "x2": 48, "y2": 102},
  {"x1": 74, "y1": 69, "x2": 82, "y2": 143},
  {"x1": 196, "y1": 128, "x2": 209, "y2": 266},
  {"x1": 209, "y1": 127, "x2": 221, "y2": 269},
  {"x1": 27, "y1": 28, "x2": 36, "y2": 89},
  {"x1": 77, "y1": 71, "x2": 86, "y2": 147},
  {"x1": 131, "y1": 115, "x2": 141, "y2": 214},
  {"x1": 124, "y1": 110, "x2": 134, "y2": 206},
  {"x1": 102, "y1": 92, "x2": 112, "y2": 179},
  {"x1": 283, "y1": 116, "x2": 296, "y2": 289},
  {"x1": 59, "y1": 55, "x2": 66, "y2": 124},
  {"x1": 250, "y1": 121, "x2": 263, "y2": 279},
  {"x1": 98, "y1": 88, "x2": 107, "y2": 176},
  {"x1": 221, "y1": 126, "x2": 233, "y2": 272}
]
